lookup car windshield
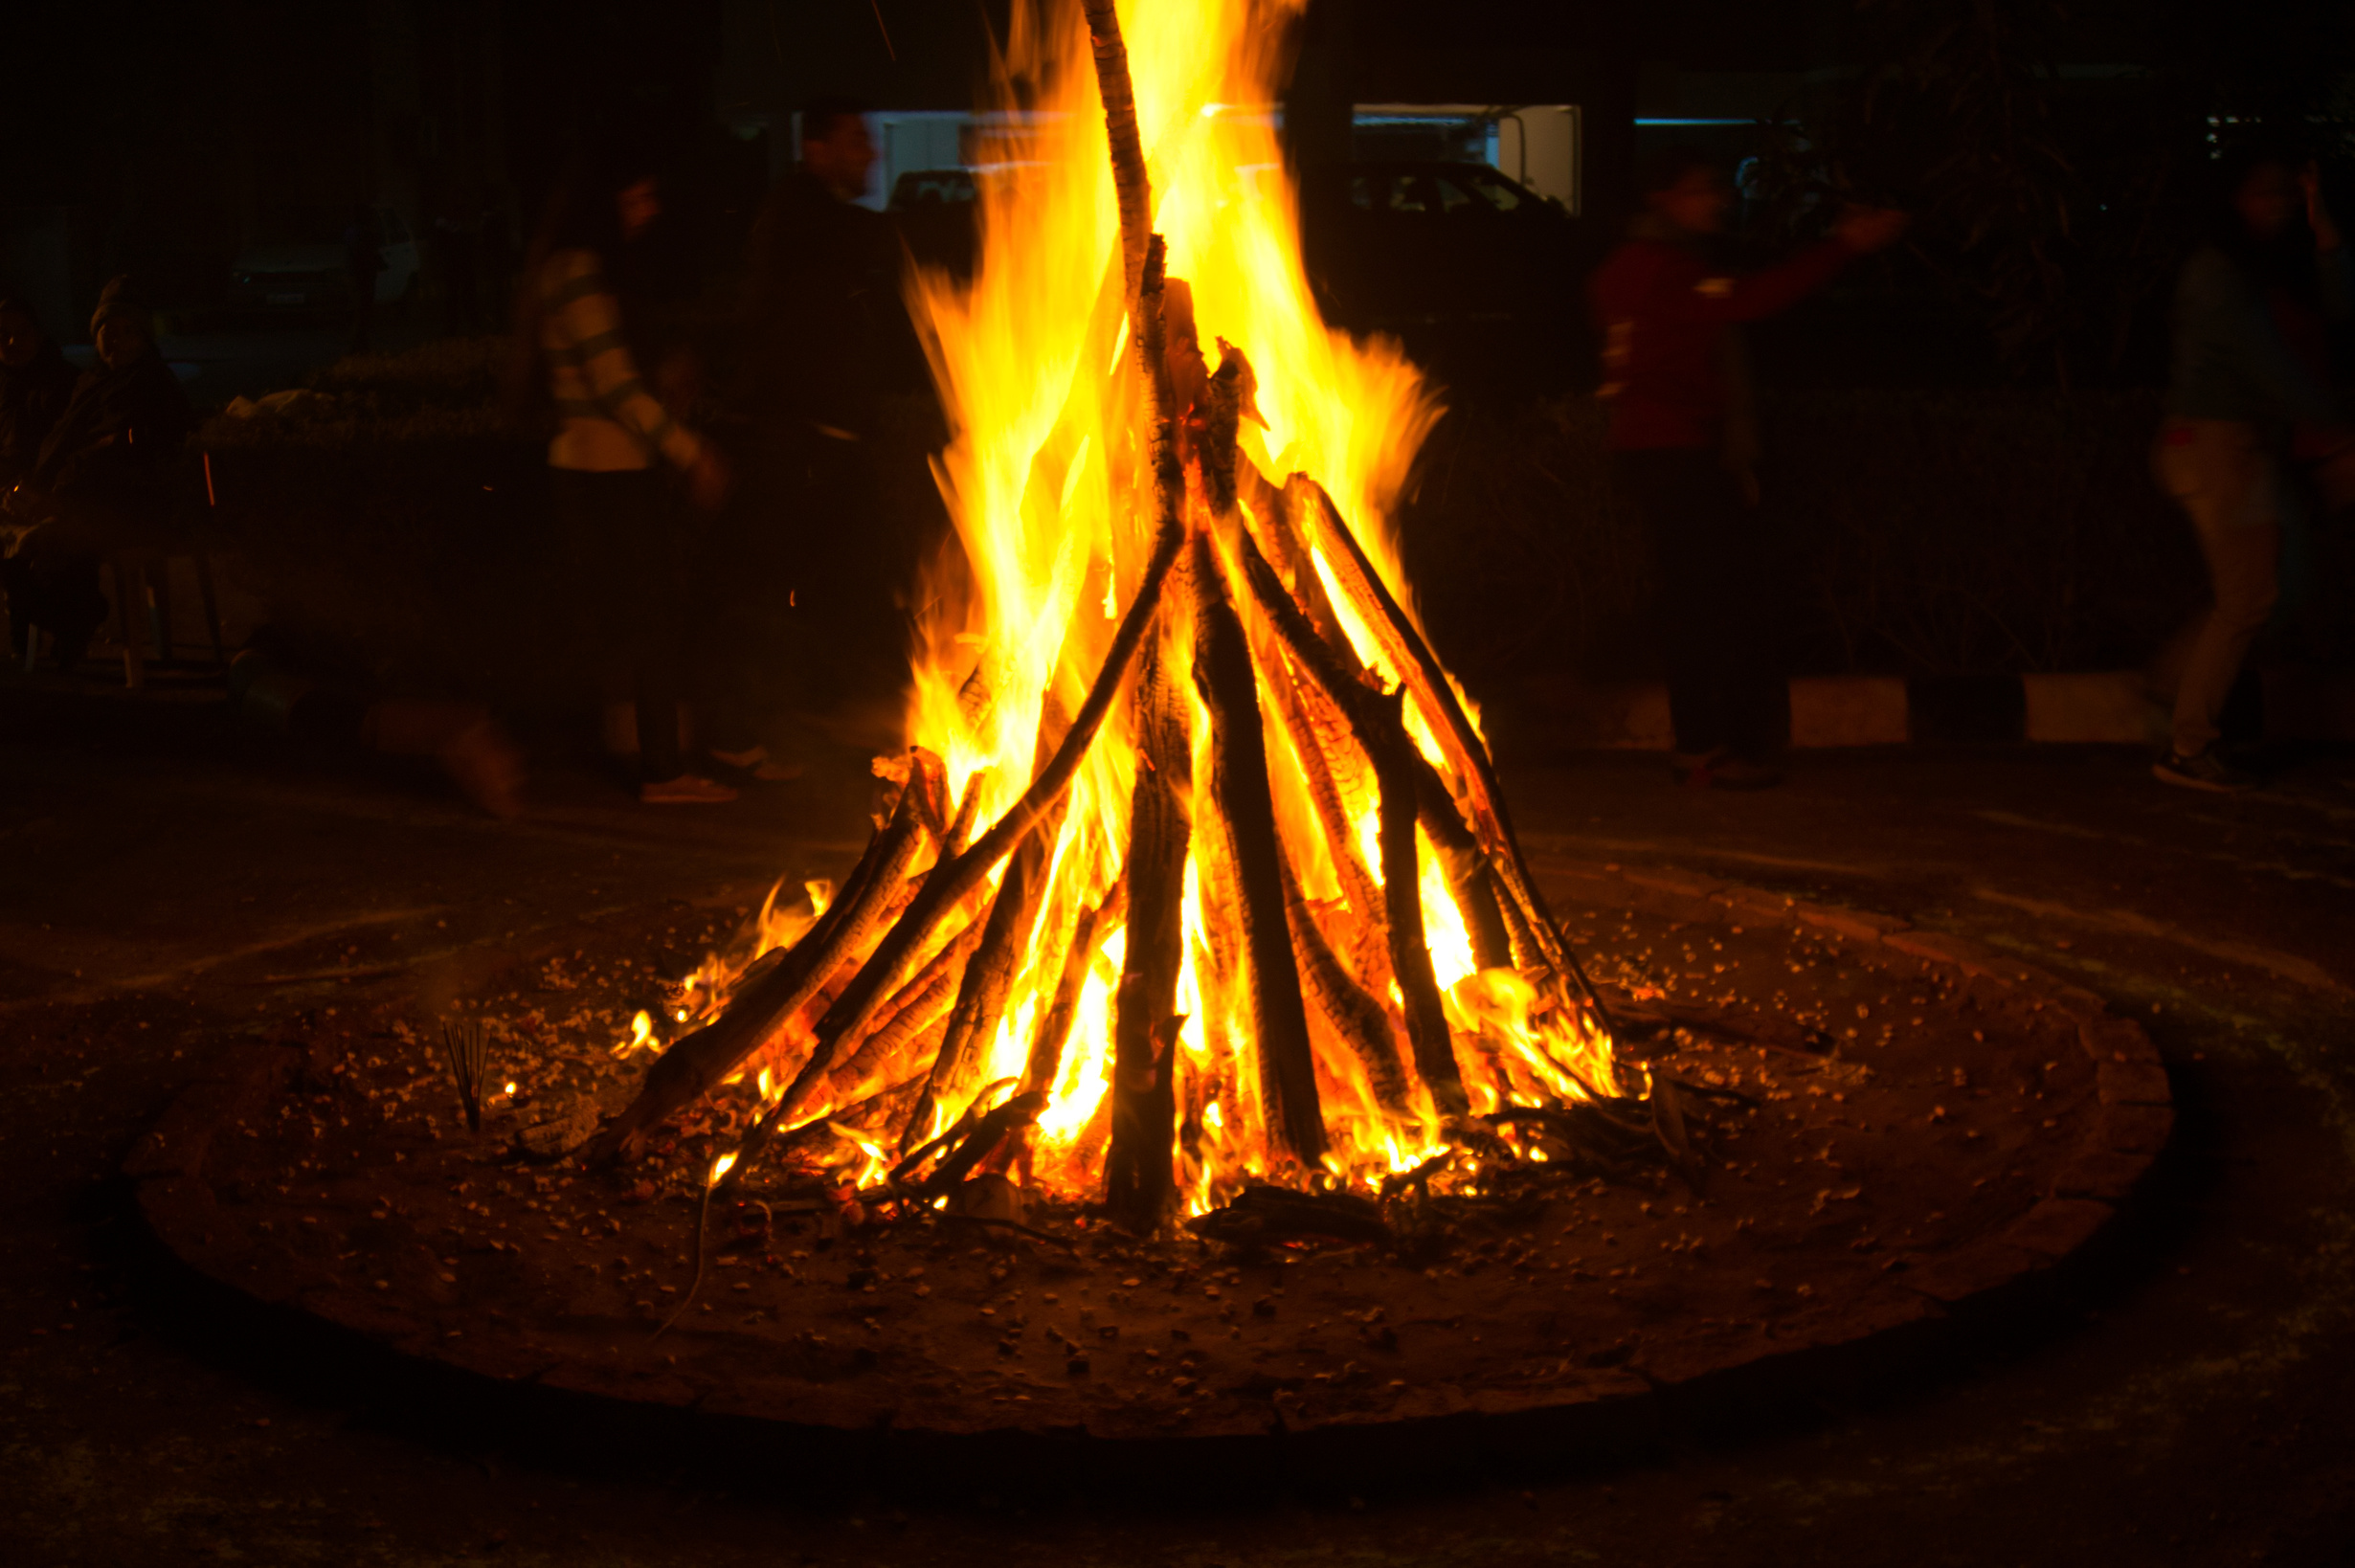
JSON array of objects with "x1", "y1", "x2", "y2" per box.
[{"x1": 1346, "y1": 167, "x2": 1531, "y2": 216}]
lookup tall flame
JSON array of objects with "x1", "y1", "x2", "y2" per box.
[{"x1": 697, "y1": 0, "x2": 1617, "y2": 1214}]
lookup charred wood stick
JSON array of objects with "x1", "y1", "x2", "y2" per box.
[
  {"x1": 588, "y1": 766, "x2": 932, "y2": 1166},
  {"x1": 1276, "y1": 850, "x2": 1412, "y2": 1117},
  {"x1": 774, "y1": 1071, "x2": 931, "y2": 1163},
  {"x1": 1021, "y1": 878, "x2": 1127, "y2": 1097},
  {"x1": 1407, "y1": 749, "x2": 1514, "y2": 973},
  {"x1": 1082, "y1": 0, "x2": 1154, "y2": 310},
  {"x1": 1235, "y1": 529, "x2": 1464, "y2": 1096},
  {"x1": 1106, "y1": 634, "x2": 1192, "y2": 1233},
  {"x1": 721, "y1": 514, "x2": 1185, "y2": 1192},
  {"x1": 899, "y1": 818, "x2": 1054, "y2": 1156},
  {"x1": 1234, "y1": 522, "x2": 1493, "y2": 974},
  {"x1": 913, "y1": 1089, "x2": 1047, "y2": 1197},
  {"x1": 1256, "y1": 602, "x2": 1388, "y2": 964},
  {"x1": 1290, "y1": 480, "x2": 1566, "y2": 974},
  {"x1": 1267, "y1": 473, "x2": 1353, "y2": 656},
  {"x1": 1367, "y1": 685, "x2": 1469, "y2": 1118},
  {"x1": 908, "y1": 696, "x2": 1075, "y2": 1154},
  {"x1": 830, "y1": 917, "x2": 982, "y2": 1099},
  {"x1": 1192, "y1": 532, "x2": 1325, "y2": 1168}
]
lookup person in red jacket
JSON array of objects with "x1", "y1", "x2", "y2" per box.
[{"x1": 1592, "y1": 148, "x2": 1906, "y2": 788}]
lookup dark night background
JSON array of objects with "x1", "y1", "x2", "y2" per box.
[{"x1": 6, "y1": 4, "x2": 2355, "y2": 1566}]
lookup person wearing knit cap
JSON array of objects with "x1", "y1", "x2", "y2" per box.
[{"x1": 0, "y1": 276, "x2": 192, "y2": 671}]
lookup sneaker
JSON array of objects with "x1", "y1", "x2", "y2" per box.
[
  {"x1": 639, "y1": 773, "x2": 739, "y2": 805},
  {"x1": 2153, "y1": 748, "x2": 2257, "y2": 793},
  {"x1": 708, "y1": 744, "x2": 805, "y2": 782}
]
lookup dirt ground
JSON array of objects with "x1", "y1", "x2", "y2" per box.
[{"x1": 6, "y1": 683, "x2": 2353, "y2": 1566}]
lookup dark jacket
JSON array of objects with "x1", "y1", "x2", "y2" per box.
[
  {"x1": 736, "y1": 169, "x2": 925, "y2": 438},
  {"x1": 0, "y1": 337, "x2": 75, "y2": 488},
  {"x1": 2163, "y1": 243, "x2": 2352, "y2": 434},
  {"x1": 31, "y1": 348, "x2": 194, "y2": 506},
  {"x1": 1590, "y1": 224, "x2": 1852, "y2": 451}
]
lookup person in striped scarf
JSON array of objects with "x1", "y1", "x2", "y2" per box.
[{"x1": 522, "y1": 136, "x2": 742, "y2": 804}]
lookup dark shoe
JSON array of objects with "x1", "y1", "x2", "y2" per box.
[
  {"x1": 708, "y1": 743, "x2": 805, "y2": 782},
  {"x1": 640, "y1": 773, "x2": 739, "y2": 805},
  {"x1": 2153, "y1": 748, "x2": 2257, "y2": 793}
]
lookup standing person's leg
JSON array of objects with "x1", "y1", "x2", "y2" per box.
[
  {"x1": 1621, "y1": 450, "x2": 1731, "y2": 762},
  {"x1": 2157, "y1": 420, "x2": 2277, "y2": 788},
  {"x1": 1716, "y1": 480, "x2": 1789, "y2": 764},
  {"x1": 618, "y1": 471, "x2": 688, "y2": 786},
  {"x1": 555, "y1": 469, "x2": 731, "y2": 802}
]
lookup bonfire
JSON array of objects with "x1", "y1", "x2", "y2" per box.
[{"x1": 590, "y1": 0, "x2": 1658, "y2": 1245}]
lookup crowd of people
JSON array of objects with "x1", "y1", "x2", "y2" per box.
[
  {"x1": 0, "y1": 108, "x2": 2348, "y2": 811},
  {"x1": 512, "y1": 99, "x2": 926, "y2": 805},
  {"x1": 0, "y1": 280, "x2": 194, "y2": 672},
  {"x1": 1592, "y1": 140, "x2": 2354, "y2": 794}
]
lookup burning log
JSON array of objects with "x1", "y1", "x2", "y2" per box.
[
  {"x1": 1230, "y1": 525, "x2": 1510, "y2": 1003},
  {"x1": 1184, "y1": 1184, "x2": 1390, "y2": 1249},
  {"x1": 588, "y1": 762, "x2": 936, "y2": 1166},
  {"x1": 1367, "y1": 685, "x2": 1469, "y2": 1119},
  {"x1": 719, "y1": 509, "x2": 1187, "y2": 1195},
  {"x1": 1290, "y1": 480, "x2": 1569, "y2": 976},
  {"x1": 1191, "y1": 533, "x2": 1326, "y2": 1168},
  {"x1": 1276, "y1": 851, "x2": 1411, "y2": 1117},
  {"x1": 1407, "y1": 750, "x2": 1515, "y2": 974},
  {"x1": 906, "y1": 701, "x2": 1074, "y2": 1154},
  {"x1": 1082, "y1": 0, "x2": 1154, "y2": 309},
  {"x1": 1020, "y1": 879, "x2": 1127, "y2": 1097},
  {"x1": 829, "y1": 917, "x2": 984, "y2": 1102},
  {"x1": 1106, "y1": 636, "x2": 1192, "y2": 1231}
]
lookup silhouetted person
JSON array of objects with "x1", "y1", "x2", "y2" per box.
[
  {"x1": 734, "y1": 96, "x2": 929, "y2": 713},
  {"x1": 517, "y1": 136, "x2": 740, "y2": 804},
  {"x1": 2150, "y1": 149, "x2": 2355, "y2": 793},
  {"x1": 1591, "y1": 148, "x2": 1905, "y2": 789},
  {"x1": 1, "y1": 279, "x2": 191, "y2": 670}
]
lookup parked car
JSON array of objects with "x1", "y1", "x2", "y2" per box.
[
  {"x1": 1297, "y1": 160, "x2": 1583, "y2": 387},
  {"x1": 888, "y1": 168, "x2": 980, "y2": 280},
  {"x1": 228, "y1": 207, "x2": 420, "y2": 313}
]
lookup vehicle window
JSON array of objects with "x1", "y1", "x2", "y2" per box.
[
  {"x1": 1435, "y1": 176, "x2": 1475, "y2": 214},
  {"x1": 1347, "y1": 174, "x2": 1375, "y2": 212},
  {"x1": 1386, "y1": 176, "x2": 1433, "y2": 215},
  {"x1": 1456, "y1": 168, "x2": 1526, "y2": 214}
]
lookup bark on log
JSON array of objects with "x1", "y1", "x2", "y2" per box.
[
  {"x1": 587, "y1": 766, "x2": 932, "y2": 1165},
  {"x1": 1082, "y1": 0, "x2": 1155, "y2": 311},
  {"x1": 1192, "y1": 533, "x2": 1326, "y2": 1167},
  {"x1": 1021, "y1": 879, "x2": 1128, "y2": 1097},
  {"x1": 1105, "y1": 633, "x2": 1192, "y2": 1232},
  {"x1": 721, "y1": 513, "x2": 1186, "y2": 1191},
  {"x1": 1276, "y1": 851, "x2": 1412, "y2": 1117},
  {"x1": 1367, "y1": 686, "x2": 1469, "y2": 1118},
  {"x1": 1290, "y1": 479, "x2": 1565, "y2": 972},
  {"x1": 830, "y1": 915, "x2": 985, "y2": 1101},
  {"x1": 1407, "y1": 750, "x2": 1514, "y2": 973},
  {"x1": 907, "y1": 696, "x2": 1076, "y2": 1152}
]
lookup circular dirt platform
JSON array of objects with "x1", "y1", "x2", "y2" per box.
[{"x1": 131, "y1": 860, "x2": 2171, "y2": 1450}]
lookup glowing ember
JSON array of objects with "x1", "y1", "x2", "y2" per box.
[{"x1": 592, "y1": 0, "x2": 1638, "y2": 1233}]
